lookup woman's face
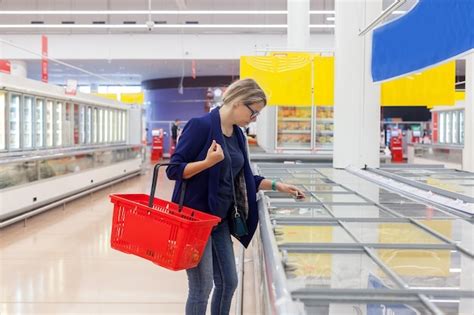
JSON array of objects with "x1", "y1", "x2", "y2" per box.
[{"x1": 234, "y1": 101, "x2": 265, "y2": 127}]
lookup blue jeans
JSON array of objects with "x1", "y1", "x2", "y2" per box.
[{"x1": 185, "y1": 220, "x2": 238, "y2": 315}]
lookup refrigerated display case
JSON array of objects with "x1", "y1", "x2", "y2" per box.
[
  {"x1": 433, "y1": 109, "x2": 464, "y2": 146},
  {"x1": 275, "y1": 106, "x2": 333, "y2": 150},
  {"x1": 315, "y1": 106, "x2": 334, "y2": 148},
  {"x1": 277, "y1": 106, "x2": 312, "y2": 149},
  {"x1": 9, "y1": 93, "x2": 21, "y2": 150}
]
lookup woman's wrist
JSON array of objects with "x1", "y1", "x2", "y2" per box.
[{"x1": 271, "y1": 180, "x2": 279, "y2": 191}]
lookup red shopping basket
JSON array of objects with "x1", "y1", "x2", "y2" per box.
[{"x1": 109, "y1": 163, "x2": 221, "y2": 271}]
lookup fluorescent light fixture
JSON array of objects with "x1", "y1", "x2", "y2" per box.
[
  {"x1": 0, "y1": 24, "x2": 335, "y2": 29},
  {"x1": 392, "y1": 10, "x2": 407, "y2": 14},
  {"x1": 326, "y1": 17, "x2": 335, "y2": 21},
  {"x1": 0, "y1": 10, "x2": 335, "y2": 15}
]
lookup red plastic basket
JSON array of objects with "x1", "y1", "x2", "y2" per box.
[{"x1": 109, "y1": 164, "x2": 220, "y2": 271}]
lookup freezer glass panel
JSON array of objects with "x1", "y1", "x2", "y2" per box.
[
  {"x1": 375, "y1": 249, "x2": 470, "y2": 290},
  {"x1": 63, "y1": 103, "x2": 72, "y2": 146},
  {"x1": 53, "y1": 102, "x2": 63, "y2": 146},
  {"x1": 35, "y1": 99, "x2": 44, "y2": 148},
  {"x1": 0, "y1": 92, "x2": 5, "y2": 150},
  {"x1": 432, "y1": 298, "x2": 474, "y2": 315},
  {"x1": 277, "y1": 106, "x2": 312, "y2": 149},
  {"x1": 303, "y1": 302, "x2": 431, "y2": 315},
  {"x1": 314, "y1": 193, "x2": 368, "y2": 204},
  {"x1": 9, "y1": 94, "x2": 21, "y2": 149},
  {"x1": 22, "y1": 96, "x2": 34, "y2": 149},
  {"x1": 45, "y1": 100, "x2": 53, "y2": 147},
  {"x1": 122, "y1": 111, "x2": 126, "y2": 141},
  {"x1": 325, "y1": 205, "x2": 395, "y2": 218},
  {"x1": 85, "y1": 106, "x2": 91, "y2": 144},
  {"x1": 93, "y1": 107, "x2": 98, "y2": 143},
  {"x1": 344, "y1": 222, "x2": 444, "y2": 244},
  {"x1": 80, "y1": 106, "x2": 85, "y2": 144},
  {"x1": 104, "y1": 110, "x2": 109, "y2": 142},
  {"x1": 439, "y1": 112, "x2": 445, "y2": 143},
  {"x1": 445, "y1": 112, "x2": 451, "y2": 144},
  {"x1": 303, "y1": 184, "x2": 348, "y2": 193},
  {"x1": 285, "y1": 252, "x2": 397, "y2": 290},
  {"x1": 112, "y1": 110, "x2": 117, "y2": 142},
  {"x1": 98, "y1": 108, "x2": 103, "y2": 143},
  {"x1": 452, "y1": 111, "x2": 458, "y2": 144},
  {"x1": 275, "y1": 225, "x2": 355, "y2": 244},
  {"x1": 73, "y1": 104, "x2": 79, "y2": 145},
  {"x1": 459, "y1": 111, "x2": 464, "y2": 144},
  {"x1": 315, "y1": 106, "x2": 334, "y2": 148}
]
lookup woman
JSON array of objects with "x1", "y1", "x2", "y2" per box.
[{"x1": 166, "y1": 78, "x2": 305, "y2": 315}]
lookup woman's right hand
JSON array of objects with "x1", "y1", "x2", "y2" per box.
[{"x1": 205, "y1": 140, "x2": 224, "y2": 167}]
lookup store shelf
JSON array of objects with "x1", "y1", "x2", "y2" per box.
[
  {"x1": 279, "y1": 130, "x2": 311, "y2": 134},
  {"x1": 316, "y1": 118, "x2": 334, "y2": 123},
  {"x1": 280, "y1": 118, "x2": 312, "y2": 122},
  {"x1": 315, "y1": 130, "x2": 333, "y2": 135}
]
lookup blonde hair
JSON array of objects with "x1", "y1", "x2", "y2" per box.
[{"x1": 222, "y1": 78, "x2": 267, "y2": 107}]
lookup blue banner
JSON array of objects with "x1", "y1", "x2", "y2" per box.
[{"x1": 372, "y1": 0, "x2": 474, "y2": 82}]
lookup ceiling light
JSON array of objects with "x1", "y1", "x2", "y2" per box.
[
  {"x1": 0, "y1": 10, "x2": 335, "y2": 15},
  {"x1": 0, "y1": 24, "x2": 335, "y2": 29}
]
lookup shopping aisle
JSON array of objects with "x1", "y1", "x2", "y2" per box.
[{"x1": 0, "y1": 163, "x2": 248, "y2": 314}]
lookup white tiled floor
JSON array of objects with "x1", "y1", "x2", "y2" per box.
[{"x1": 0, "y1": 164, "x2": 257, "y2": 314}]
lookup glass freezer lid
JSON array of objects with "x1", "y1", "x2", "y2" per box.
[
  {"x1": 275, "y1": 225, "x2": 355, "y2": 244},
  {"x1": 269, "y1": 206, "x2": 331, "y2": 218},
  {"x1": 284, "y1": 252, "x2": 397, "y2": 290},
  {"x1": 301, "y1": 302, "x2": 432, "y2": 315},
  {"x1": 314, "y1": 193, "x2": 369, "y2": 204},
  {"x1": 343, "y1": 222, "x2": 445, "y2": 244},
  {"x1": 375, "y1": 249, "x2": 472, "y2": 290},
  {"x1": 325, "y1": 205, "x2": 395, "y2": 218},
  {"x1": 431, "y1": 298, "x2": 474, "y2": 315},
  {"x1": 284, "y1": 177, "x2": 334, "y2": 185},
  {"x1": 303, "y1": 184, "x2": 348, "y2": 192},
  {"x1": 381, "y1": 203, "x2": 455, "y2": 219}
]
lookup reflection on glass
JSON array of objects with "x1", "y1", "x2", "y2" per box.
[
  {"x1": 382, "y1": 203, "x2": 453, "y2": 219},
  {"x1": 121, "y1": 111, "x2": 126, "y2": 141},
  {"x1": 344, "y1": 222, "x2": 443, "y2": 244},
  {"x1": 45, "y1": 100, "x2": 53, "y2": 147},
  {"x1": 303, "y1": 302, "x2": 431, "y2": 315},
  {"x1": 459, "y1": 111, "x2": 464, "y2": 144},
  {"x1": 277, "y1": 106, "x2": 312, "y2": 149},
  {"x1": 9, "y1": 94, "x2": 21, "y2": 149},
  {"x1": 104, "y1": 109, "x2": 109, "y2": 142},
  {"x1": 376, "y1": 249, "x2": 467, "y2": 289},
  {"x1": 0, "y1": 161, "x2": 38, "y2": 189},
  {"x1": 315, "y1": 106, "x2": 334, "y2": 148},
  {"x1": 325, "y1": 205, "x2": 394, "y2": 218},
  {"x1": 23, "y1": 96, "x2": 34, "y2": 149},
  {"x1": 35, "y1": 98, "x2": 44, "y2": 148},
  {"x1": 432, "y1": 298, "x2": 474, "y2": 315},
  {"x1": 0, "y1": 92, "x2": 5, "y2": 150},
  {"x1": 316, "y1": 193, "x2": 368, "y2": 203},
  {"x1": 285, "y1": 252, "x2": 397, "y2": 290},
  {"x1": 53, "y1": 102, "x2": 63, "y2": 146}
]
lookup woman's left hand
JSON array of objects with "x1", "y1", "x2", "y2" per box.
[{"x1": 276, "y1": 183, "x2": 306, "y2": 199}]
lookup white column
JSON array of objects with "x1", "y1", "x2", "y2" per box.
[
  {"x1": 333, "y1": 0, "x2": 382, "y2": 169},
  {"x1": 463, "y1": 53, "x2": 474, "y2": 172},
  {"x1": 9, "y1": 60, "x2": 27, "y2": 77},
  {"x1": 287, "y1": 0, "x2": 310, "y2": 50}
]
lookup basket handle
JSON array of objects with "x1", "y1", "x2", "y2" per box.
[{"x1": 148, "y1": 163, "x2": 187, "y2": 211}]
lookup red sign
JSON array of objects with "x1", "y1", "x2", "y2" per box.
[
  {"x1": 0, "y1": 60, "x2": 11, "y2": 74},
  {"x1": 41, "y1": 35, "x2": 48, "y2": 83},
  {"x1": 432, "y1": 112, "x2": 438, "y2": 143}
]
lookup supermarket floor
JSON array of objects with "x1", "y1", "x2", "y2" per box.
[{"x1": 0, "y1": 163, "x2": 257, "y2": 315}]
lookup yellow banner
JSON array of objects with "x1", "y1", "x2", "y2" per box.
[
  {"x1": 313, "y1": 56, "x2": 334, "y2": 106},
  {"x1": 381, "y1": 61, "x2": 456, "y2": 107}
]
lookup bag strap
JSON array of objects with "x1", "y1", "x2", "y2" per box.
[
  {"x1": 149, "y1": 163, "x2": 187, "y2": 212},
  {"x1": 221, "y1": 134, "x2": 239, "y2": 217}
]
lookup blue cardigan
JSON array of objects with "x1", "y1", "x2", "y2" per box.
[{"x1": 166, "y1": 108, "x2": 264, "y2": 248}]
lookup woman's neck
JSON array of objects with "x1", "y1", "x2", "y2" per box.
[{"x1": 219, "y1": 106, "x2": 234, "y2": 136}]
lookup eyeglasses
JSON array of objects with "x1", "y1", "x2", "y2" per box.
[{"x1": 245, "y1": 104, "x2": 261, "y2": 119}]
